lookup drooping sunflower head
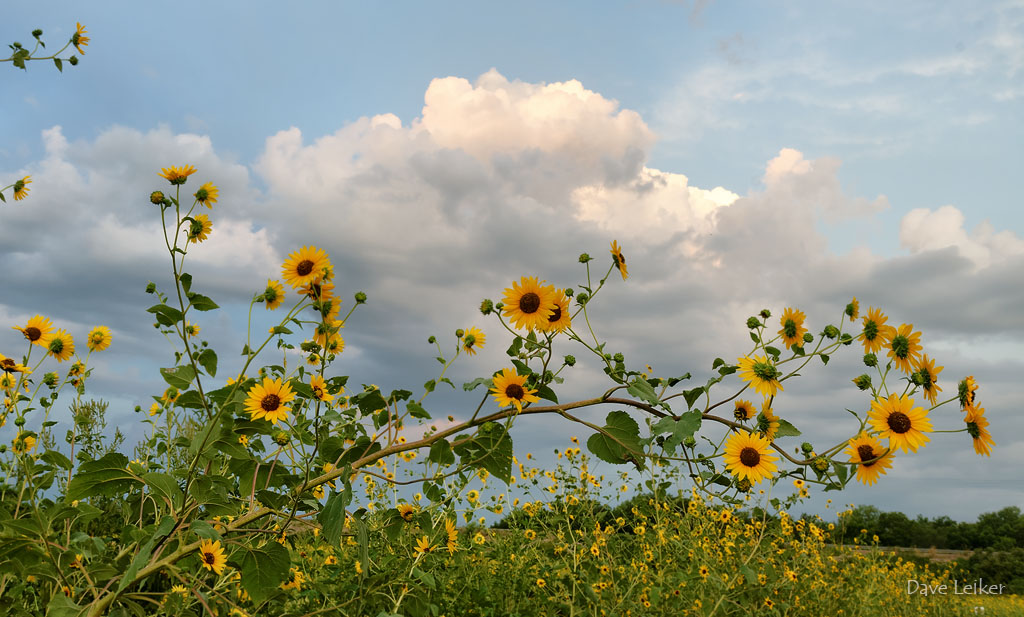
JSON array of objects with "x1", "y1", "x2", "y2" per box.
[
  {"x1": 846, "y1": 297, "x2": 860, "y2": 322},
  {"x1": 886, "y1": 323, "x2": 923, "y2": 375},
  {"x1": 244, "y1": 377, "x2": 296, "y2": 425},
  {"x1": 860, "y1": 307, "x2": 895, "y2": 354},
  {"x1": 868, "y1": 393, "x2": 932, "y2": 453},
  {"x1": 733, "y1": 399, "x2": 756, "y2": 422},
  {"x1": 158, "y1": 165, "x2": 197, "y2": 185},
  {"x1": 756, "y1": 401, "x2": 780, "y2": 441},
  {"x1": 540, "y1": 288, "x2": 572, "y2": 334},
  {"x1": 461, "y1": 326, "x2": 486, "y2": 356},
  {"x1": 845, "y1": 433, "x2": 893, "y2": 486},
  {"x1": 12, "y1": 176, "x2": 31, "y2": 201},
  {"x1": 13, "y1": 314, "x2": 53, "y2": 347},
  {"x1": 183, "y1": 322, "x2": 201, "y2": 337},
  {"x1": 47, "y1": 330, "x2": 75, "y2": 363},
  {"x1": 86, "y1": 326, "x2": 112, "y2": 352},
  {"x1": 198, "y1": 539, "x2": 226, "y2": 575},
  {"x1": 722, "y1": 430, "x2": 778, "y2": 486},
  {"x1": 737, "y1": 355, "x2": 784, "y2": 398},
  {"x1": 281, "y1": 246, "x2": 332, "y2": 290},
  {"x1": 778, "y1": 307, "x2": 808, "y2": 349},
  {"x1": 958, "y1": 376, "x2": 979, "y2": 411},
  {"x1": 263, "y1": 279, "x2": 286, "y2": 310},
  {"x1": 912, "y1": 354, "x2": 943, "y2": 406},
  {"x1": 0, "y1": 353, "x2": 32, "y2": 374},
  {"x1": 72, "y1": 23, "x2": 89, "y2": 54},
  {"x1": 194, "y1": 182, "x2": 219, "y2": 208},
  {"x1": 489, "y1": 368, "x2": 540, "y2": 413},
  {"x1": 501, "y1": 277, "x2": 557, "y2": 332},
  {"x1": 610, "y1": 240, "x2": 628, "y2": 280},
  {"x1": 964, "y1": 407, "x2": 995, "y2": 456}
]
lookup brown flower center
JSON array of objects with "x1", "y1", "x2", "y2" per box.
[
  {"x1": 857, "y1": 444, "x2": 876, "y2": 466},
  {"x1": 203, "y1": 552, "x2": 216, "y2": 565},
  {"x1": 25, "y1": 327, "x2": 42, "y2": 341},
  {"x1": 739, "y1": 446, "x2": 761, "y2": 467},
  {"x1": 887, "y1": 411, "x2": 912, "y2": 434},
  {"x1": 261, "y1": 394, "x2": 282, "y2": 411},
  {"x1": 519, "y1": 292, "x2": 541, "y2": 314},
  {"x1": 548, "y1": 306, "x2": 562, "y2": 322},
  {"x1": 296, "y1": 259, "x2": 315, "y2": 276},
  {"x1": 504, "y1": 384, "x2": 525, "y2": 400},
  {"x1": 0, "y1": 358, "x2": 15, "y2": 370}
]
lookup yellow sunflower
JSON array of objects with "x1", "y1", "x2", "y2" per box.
[
  {"x1": 414, "y1": 536, "x2": 434, "y2": 556},
  {"x1": 723, "y1": 430, "x2": 778, "y2": 486},
  {"x1": 736, "y1": 355, "x2": 784, "y2": 398},
  {"x1": 860, "y1": 307, "x2": 896, "y2": 354},
  {"x1": 183, "y1": 322, "x2": 201, "y2": 337},
  {"x1": 263, "y1": 279, "x2": 285, "y2": 310},
  {"x1": 489, "y1": 368, "x2": 540, "y2": 413},
  {"x1": 501, "y1": 277, "x2": 557, "y2": 331},
  {"x1": 323, "y1": 333, "x2": 345, "y2": 356},
  {"x1": 309, "y1": 375, "x2": 334, "y2": 403},
  {"x1": 12, "y1": 315, "x2": 53, "y2": 347},
  {"x1": 245, "y1": 377, "x2": 296, "y2": 425},
  {"x1": 398, "y1": 503, "x2": 416, "y2": 522},
  {"x1": 778, "y1": 307, "x2": 808, "y2": 349},
  {"x1": 0, "y1": 372, "x2": 17, "y2": 391},
  {"x1": 868, "y1": 393, "x2": 932, "y2": 453},
  {"x1": 0, "y1": 353, "x2": 31, "y2": 374},
  {"x1": 886, "y1": 323, "x2": 923, "y2": 375},
  {"x1": 86, "y1": 326, "x2": 112, "y2": 352},
  {"x1": 72, "y1": 23, "x2": 89, "y2": 54},
  {"x1": 12, "y1": 432, "x2": 36, "y2": 454},
  {"x1": 158, "y1": 165, "x2": 197, "y2": 185},
  {"x1": 610, "y1": 240, "x2": 628, "y2": 280},
  {"x1": 461, "y1": 326, "x2": 486, "y2": 356},
  {"x1": 733, "y1": 399, "x2": 756, "y2": 422},
  {"x1": 281, "y1": 246, "x2": 331, "y2": 289},
  {"x1": 194, "y1": 182, "x2": 218, "y2": 208},
  {"x1": 958, "y1": 376, "x2": 979, "y2": 411},
  {"x1": 47, "y1": 330, "x2": 75, "y2": 363},
  {"x1": 913, "y1": 354, "x2": 943, "y2": 407},
  {"x1": 12, "y1": 176, "x2": 31, "y2": 201},
  {"x1": 846, "y1": 297, "x2": 860, "y2": 322},
  {"x1": 313, "y1": 319, "x2": 343, "y2": 347},
  {"x1": 198, "y1": 539, "x2": 226, "y2": 575},
  {"x1": 964, "y1": 406, "x2": 994, "y2": 456},
  {"x1": 445, "y1": 518, "x2": 458, "y2": 554},
  {"x1": 187, "y1": 214, "x2": 212, "y2": 244},
  {"x1": 845, "y1": 433, "x2": 893, "y2": 486},
  {"x1": 757, "y1": 400, "x2": 780, "y2": 441},
  {"x1": 540, "y1": 288, "x2": 572, "y2": 334}
]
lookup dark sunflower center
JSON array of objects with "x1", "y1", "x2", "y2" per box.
[
  {"x1": 966, "y1": 422, "x2": 980, "y2": 439},
  {"x1": 857, "y1": 444, "x2": 876, "y2": 466},
  {"x1": 296, "y1": 259, "x2": 315, "y2": 276},
  {"x1": 783, "y1": 320, "x2": 797, "y2": 338},
  {"x1": 891, "y1": 335, "x2": 909, "y2": 359},
  {"x1": 25, "y1": 327, "x2": 42, "y2": 341},
  {"x1": 0, "y1": 358, "x2": 14, "y2": 370},
  {"x1": 887, "y1": 411, "x2": 912, "y2": 434},
  {"x1": 739, "y1": 447, "x2": 761, "y2": 467},
  {"x1": 752, "y1": 362, "x2": 779, "y2": 381},
  {"x1": 504, "y1": 384, "x2": 525, "y2": 400},
  {"x1": 548, "y1": 306, "x2": 562, "y2": 322},
  {"x1": 308, "y1": 283, "x2": 322, "y2": 298},
  {"x1": 863, "y1": 321, "x2": 878, "y2": 341},
  {"x1": 261, "y1": 394, "x2": 282, "y2": 411},
  {"x1": 519, "y1": 292, "x2": 541, "y2": 314},
  {"x1": 202, "y1": 552, "x2": 216, "y2": 565}
]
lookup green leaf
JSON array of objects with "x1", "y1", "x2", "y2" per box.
[
  {"x1": 764, "y1": 346, "x2": 781, "y2": 360},
  {"x1": 142, "y1": 473, "x2": 183, "y2": 509},
  {"x1": 657, "y1": 411, "x2": 702, "y2": 454},
  {"x1": 174, "y1": 389, "x2": 205, "y2": 410},
  {"x1": 159, "y1": 365, "x2": 196, "y2": 389},
  {"x1": 269, "y1": 325, "x2": 292, "y2": 335},
  {"x1": 352, "y1": 389, "x2": 388, "y2": 415},
  {"x1": 45, "y1": 592, "x2": 83, "y2": 617},
  {"x1": 197, "y1": 349, "x2": 217, "y2": 377},
  {"x1": 749, "y1": 332, "x2": 760, "y2": 343},
  {"x1": 586, "y1": 411, "x2": 645, "y2": 470},
  {"x1": 835, "y1": 462, "x2": 848, "y2": 484},
  {"x1": 423, "y1": 379, "x2": 436, "y2": 393},
  {"x1": 146, "y1": 304, "x2": 183, "y2": 327},
  {"x1": 428, "y1": 439, "x2": 455, "y2": 466},
  {"x1": 188, "y1": 293, "x2": 219, "y2": 311},
  {"x1": 740, "y1": 564, "x2": 758, "y2": 586},
  {"x1": 117, "y1": 515, "x2": 175, "y2": 592},
  {"x1": 712, "y1": 357, "x2": 725, "y2": 370},
  {"x1": 775, "y1": 419, "x2": 802, "y2": 438},
  {"x1": 535, "y1": 383, "x2": 558, "y2": 404},
  {"x1": 66, "y1": 453, "x2": 139, "y2": 501},
  {"x1": 451, "y1": 423, "x2": 513, "y2": 484},
  {"x1": 462, "y1": 377, "x2": 492, "y2": 392},
  {"x1": 407, "y1": 401, "x2": 431, "y2": 419},
  {"x1": 682, "y1": 387, "x2": 704, "y2": 409},
  {"x1": 627, "y1": 378, "x2": 662, "y2": 408},
  {"x1": 319, "y1": 488, "x2": 352, "y2": 546},
  {"x1": 239, "y1": 542, "x2": 291, "y2": 604},
  {"x1": 820, "y1": 354, "x2": 829, "y2": 365},
  {"x1": 179, "y1": 272, "x2": 193, "y2": 294},
  {"x1": 40, "y1": 449, "x2": 72, "y2": 470},
  {"x1": 53, "y1": 57, "x2": 62, "y2": 72}
]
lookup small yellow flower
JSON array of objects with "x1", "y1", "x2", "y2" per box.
[
  {"x1": 194, "y1": 182, "x2": 219, "y2": 208},
  {"x1": 72, "y1": 23, "x2": 89, "y2": 54},
  {"x1": 12, "y1": 176, "x2": 31, "y2": 201},
  {"x1": 158, "y1": 165, "x2": 197, "y2": 185},
  {"x1": 198, "y1": 539, "x2": 226, "y2": 575}
]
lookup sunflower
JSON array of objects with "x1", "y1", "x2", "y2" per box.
[
  {"x1": 958, "y1": 376, "x2": 979, "y2": 411},
  {"x1": 723, "y1": 430, "x2": 778, "y2": 486},
  {"x1": 12, "y1": 432, "x2": 36, "y2": 454},
  {"x1": 736, "y1": 355, "x2": 784, "y2": 398},
  {"x1": 846, "y1": 297, "x2": 860, "y2": 321},
  {"x1": 501, "y1": 277, "x2": 557, "y2": 331},
  {"x1": 413, "y1": 536, "x2": 434, "y2": 556},
  {"x1": 195, "y1": 538, "x2": 226, "y2": 574},
  {"x1": 610, "y1": 240, "x2": 628, "y2": 280},
  {"x1": 158, "y1": 165, "x2": 197, "y2": 185},
  {"x1": 868, "y1": 393, "x2": 932, "y2": 453},
  {"x1": 913, "y1": 354, "x2": 943, "y2": 407},
  {"x1": 194, "y1": 182, "x2": 218, "y2": 208},
  {"x1": 12, "y1": 176, "x2": 31, "y2": 201},
  {"x1": 72, "y1": 23, "x2": 89, "y2": 54},
  {"x1": 187, "y1": 214, "x2": 212, "y2": 244},
  {"x1": 756, "y1": 401, "x2": 780, "y2": 441},
  {"x1": 540, "y1": 288, "x2": 572, "y2": 334},
  {"x1": 460, "y1": 326, "x2": 486, "y2": 356},
  {"x1": 860, "y1": 307, "x2": 896, "y2": 354},
  {"x1": 281, "y1": 246, "x2": 331, "y2": 289},
  {"x1": 398, "y1": 504, "x2": 416, "y2": 522},
  {"x1": 886, "y1": 323, "x2": 923, "y2": 375},
  {"x1": 489, "y1": 368, "x2": 540, "y2": 413},
  {"x1": 845, "y1": 433, "x2": 894, "y2": 486},
  {"x1": 313, "y1": 319, "x2": 344, "y2": 347},
  {"x1": 733, "y1": 399, "x2": 756, "y2": 422},
  {"x1": 964, "y1": 407, "x2": 994, "y2": 456},
  {"x1": 86, "y1": 326, "x2": 112, "y2": 352},
  {"x1": 183, "y1": 322, "x2": 201, "y2": 337},
  {"x1": 466, "y1": 489, "x2": 479, "y2": 504},
  {"x1": 263, "y1": 280, "x2": 285, "y2": 310},
  {"x1": 47, "y1": 330, "x2": 75, "y2": 363},
  {"x1": 0, "y1": 353, "x2": 31, "y2": 374},
  {"x1": 245, "y1": 377, "x2": 296, "y2": 425},
  {"x1": 778, "y1": 307, "x2": 808, "y2": 349},
  {"x1": 323, "y1": 333, "x2": 345, "y2": 356},
  {"x1": 13, "y1": 315, "x2": 54, "y2": 347},
  {"x1": 0, "y1": 372, "x2": 17, "y2": 391},
  {"x1": 309, "y1": 375, "x2": 334, "y2": 403},
  {"x1": 445, "y1": 518, "x2": 458, "y2": 554}
]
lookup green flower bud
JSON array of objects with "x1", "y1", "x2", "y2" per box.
[
  {"x1": 812, "y1": 456, "x2": 829, "y2": 473},
  {"x1": 613, "y1": 352, "x2": 624, "y2": 363},
  {"x1": 683, "y1": 436, "x2": 697, "y2": 448},
  {"x1": 274, "y1": 431, "x2": 289, "y2": 446},
  {"x1": 823, "y1": 325, "x2": 839, "y2": 339},
  {"x1": 564, "y1": 355, "x2": 576, "y2": 367},
  {"x1": 43, "y1": 372, "x2": 58, "y2": 387},
  {"x1": 12, "y1": 42, "x2": 22, "y2": 49},
  {"x1": 759, "y1": 309, "x2": 772, "y2": 319},
  {"x1": 576, "y1": 293, "x2": 589, "y2": 305},
  {"x1": 134, "y1": 405, "x2": 142, "y2": 413},
  {"x1": 737, "y1": 477, "x2": 752, "y2": 493},
  {"x1": 145, "y1": 282, "x2": 157, "y2": 294},
  {"x1": 69, "y1": 55, "x2": 79, "y2": 66},
  {"x1": 354, "y1": 291, "x2": 367, "y2": 304},
  {"x1": 32, "y1": 29, "x2": 43, "y2": 38},
  {"x1": 803, "y1": 332, "x2": 814, "y2": 343},
  {"x1": 840, "y1": 333, "x2": 853, "y2": 346},
  {"x1": 801, "y1": 442, "x2": 814, "y2": 455},
  {"x1": 427, "y1": 336, "x2": 436, "y2": 344},
  {"x1": 746, "y1": 316, "x2": 761, "y2": 329},
  {"x1": 852, "y1": 374, "x2": 872, "y2": 391},
  {"x1": 455, "y1": 329, "x2": 465, "y2": 339},
  {"x1": 14, "y1": 416, "x2": 26, "y2": 427},
  {"x1": 479, "y1": 299, "x2": 494, "y2": 315},
  {"x1": 579, "y1": 253, "x2": 592, "y2": 263},
  {"x1": 563, "y1": 288, "x2": 573, "y2": 297},
  {"x1": 0, "y1": 445, "x2": 6, "y2": 453},
  {"x1": 863, "y1": 353, "x2": 877, "y2": 367}
]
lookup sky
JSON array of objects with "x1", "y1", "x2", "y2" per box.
[{"x1": 2, "y1": 1, "x2": 1022, "y2": 523}]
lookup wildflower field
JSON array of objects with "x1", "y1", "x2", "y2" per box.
[{"x1": 1, "y1": 23, "x2": 1018, "y2": 617}]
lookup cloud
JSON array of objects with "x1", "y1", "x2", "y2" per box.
[{"x1": 900, "y1": 205, "x2": 1024, "y2": 270}]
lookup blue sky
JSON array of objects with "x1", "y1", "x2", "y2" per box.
[{"x1": 2, "y1": 1, "x2": 1022, "y2": 522}]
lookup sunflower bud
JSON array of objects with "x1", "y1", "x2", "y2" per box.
[
  {"x1": 274, "y1": 431, "x2": 289, "y2": 446},
  {"x1": 427, "y1": 336, "x2": 436, "y2": 344},
  {"x1": 759, "y1": 309, "x2": 772, "y2": 319},
  {"x1": 32, "y1": 29, "x2": 43, "y2": 38},
  {"x1": 746, "y1": 316, "x2": 761, "y2": 329},
  {"x1": 812, "y1": 456, "x2": 829, "y2": 473},
  {"x1": 455, "y1": 329, "x2": 465, "y2": 339},
  {"x1": 14, "y1": 416, "x2": 26, "y2": 427},
  {"x1": 737, "y1": 478, "x2": 752, "y2": 493},
  {"x1": 576, "y1": 293, "x2": 589, "y2": 306},
  {"x1": 69, "y1": 55, "x2": 79, "y2": 66},
  {"x1": 579, "y1": 253, "x2": 592, "y2": 263},
  {"x1": 43, "y1": 372, "x2": 58, "y2": 387},
  {"x1": 0, "y1": 445, "x2": 5, "y2": 453},
  {"x1": 563, "y1": 288, "x2": 573, "y2": 297},
  {"x1": 863, "y1": 353, "x2": 877, "y2": 367},
  {"x1": 564, "y1": 355, "x2": 576, "y2": 367},
  {"x1": 300, "y1": 340, "x2": 320, "y2": 352},
  {"x1": 479, "y1": 299, "x2": 494, "y2": 315},
  {"x1": 354, "y1": 292, "x2": 367, "y2": 304},
  {"x1": 801, "y1": 442, "x2": 814, "y2": 455},
  {"x1": 852, "y1": 374, "x2": 872, "y2": 391},
  {"x1": 823, "y1": 325, "x2": 839, "y2": 339},
  {"x1": 150, "y1": 191, "x2": 165, "y2": 205},
  {"x1": 803, "y1": 332, "x2": 813, "y2": 343},
  {"x1": 613, "y1": 353, "x2": 624, "y2": 363},
  {"x1": 840, "y1": 333, "x2": 853, "y2": 346},
  {"x1": 145, "y1": 282, "x2": 157, "y2": 294}
]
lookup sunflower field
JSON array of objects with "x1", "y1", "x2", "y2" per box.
[{"x1": 1, "y1": 22, "x2": 1015, "y2": 617}]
